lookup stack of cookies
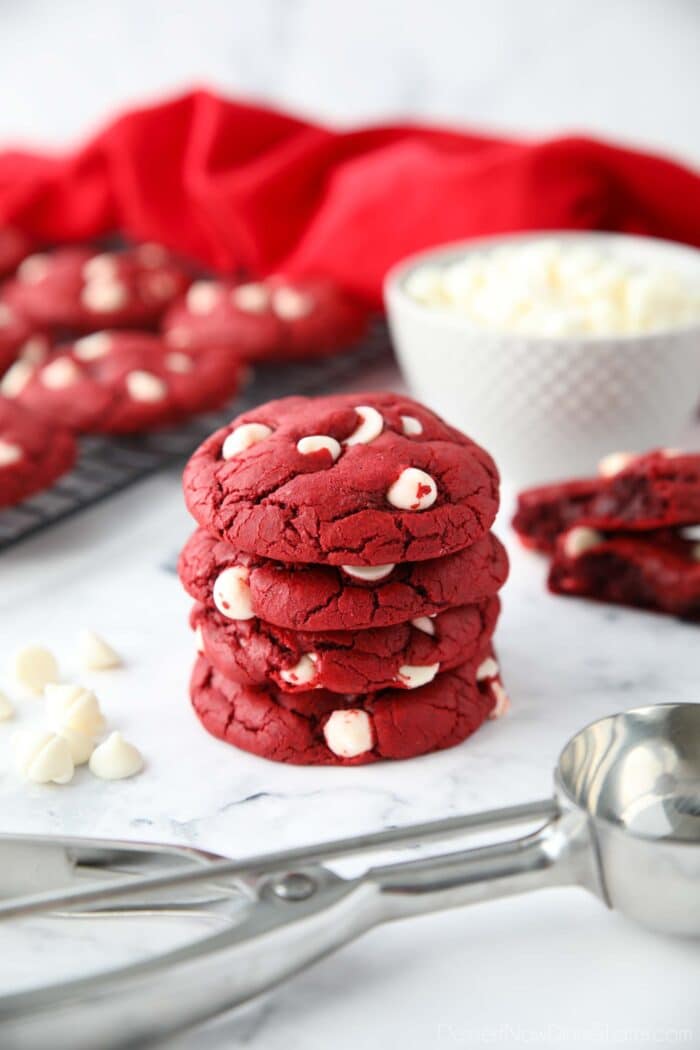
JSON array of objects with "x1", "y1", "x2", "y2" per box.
[
  {"x1": 178, "y1": 392, "x2": 510, "y2": 765},
  {"x1": 513, "y1": 449, "x2": 700, "y2": 621}
]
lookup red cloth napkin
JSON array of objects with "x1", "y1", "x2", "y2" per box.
[{"x1": 1, "y1": 89, "x2": 699, "y2": 306}]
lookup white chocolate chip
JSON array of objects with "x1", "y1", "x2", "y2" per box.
[
  {"x1": 165, "y1": 351, "x2": 194, "y2": 373},
  {"x1": 488, "y1": 681, "x2": 511, "y2": 720},
  {"x1": 341, "y1": 563, "x2": 395, "y2": 582},
  {"x1": 83, "y1": 253, "x2": 118, "y2": 281},
  {"x1": 387, "y1": 467, "x2": 437, "y2": 511},
  {"x1": 81, "y1": 279, "x2": 129, "y2": 313},
  {"x1": 14, "y1": 729, "x2": 74, "y2": 785},
  {"x1": 45, "y1": 683, "x2": 106, "y2": 737},
  {"x1": 165, "y1": 326, "x2": 192, "y2": 348},
  {"x1": 323, "y1": 709, "x2": 373, "y2": 758},
  {"x1": 186, "y1": 280, "x2": 220, "y2": 315},
  {"x1": 397, "y1": 662, "x2": 440, "y2": 689},
  {"x1": 126, "y1": 370, "x2": 167, "y2": 402},
  {"x1": 17, "y1": 253, "x2": 50, "y2": 284},
  {"x1": 411, "y1": 616, "x2": 436, "y2": 636},
  {"x1": 400, "y1": 415, "x2": 423, "y2": 436},
  {"x1": 222, "y1": 422, "x2": 273, "y2": 459},
  {"x1": 598, "y1": 451, "x2": 635, "y2": 477},
  {"x1": 344, "y1": 405, "x2": 383, "y2": 447},
  {"x1": 14, "y1": 646, "x2": 59, "y2": 696},
  {"x1": 213, "y1": 566, "x2": 254, "y2": 620},
  {"x1": 231, "y1": 282, "x2": 269, "y2": 313},
  {"x1": 89, "y1": 732, "x2": 143, "y2": 780},
  {"x1": 19, "y1": 335, "x2": 49, "y2": 365},
  {"x1": 296, "y1": 435, "x2": 341, "y2": 461},
  {"x1": 0, "y1": 439, "x2": 22, "y2": 467},
  {"x1": 41, "y1": 357, "x2": 81, "y2": 389},
  {"x1": 73, "y1": 332, "x2": 112, "y2": 360},
  {"x1": 661, "y1": 448, "x2": 685, "y2": 459},
  {"x1": 194, "y1": 625, "x2": 205, "y2": 654},
  {"x1": 78, "y1": 629, "x2": 122, "y2": 671},
  {"x1": 272, "y1": 286, "x2": 313, "y2": 320},
  {"x1": 476, "y1": 657, "x2": 500, "y2": 681},
  {"x1": 59, "y1": 727, "x2": 95, "y2": 766},
  {"x1": 0, "y1": 691, "x2": 15, "y2": 721},
  {"x1": 279, "y1": 653, "x2": 318, "y2": 686},
  {"x1": 1, "y1": 360, "x2": 34, "y2": 397},
  {"x1": 563, "y1": 526, "x2": 604, "y2": 558}
]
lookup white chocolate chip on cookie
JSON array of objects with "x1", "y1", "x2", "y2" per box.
[
  {"x1": 0, "y1": 439, "x2": 22, "y2": 467},
  {"x1": 296, "y1": 435, "x2": 341, "y2": 461},
  {"x1": 411, "y1": 616, "x2": 436, "y2": 636},
  {"x1": 272, "y1": 287, "x2": 313, "y2": 320},
  {"x1": 81, "y1": 278, "x2": 129, "y2": 312},
  {"x1": 476, "y1": 657, "x2": 499, "y2": 681},
  {"x1": 344, "y1": 406, "x2": 383, "y2": 447},
  {"x1": 165, "y1": 351, "x2": 194, "y2": 373},
  {"x1": 222, "y1": 422, "x2": 273, "y2": 459},
  {"x1": 400, "y1": 415, "x2": 423, "y2": 436},
  {"x1": 41, "y1": 358, "x2": 81, "y2": 389},
  {"x1": 126, "y1": 370, "x2": 167, "y2": 402},
  {"x1": 598, "y1": 451, "x2": 635, "y2": 477},
  {"x1": 231, "y1": 282, "x2": 269, "y2": 313},
  {"x1": 397, "y1": 663, "x2": 440, "y2": 689},
  {"x1": 187, "y1": 281, "x2": 220, "y2": 315},
  {"x1": 387, "y1": 467, "x2": 437, "y2": 510},
  {"x1": 563, "y1": 526, "x2": 604, "y2": 558},
  {"x1": 279, "y1": 653, "x2": 318, "y2": 686},
  {"x1": 213, "y1": 566, "x2": 254, "y2": 620},
  {"x1": 341, "y1": 563, "x2": 395, "y2": 582},
  {"x1": 73, "y1": 332, "x2": 112, "y2": 361},
  {"x1": 323, "y1": 709, "x2": 373, "y2": 758},
  {"x1": 0, "y1": 360, "x2": 34, "y2": 397}
]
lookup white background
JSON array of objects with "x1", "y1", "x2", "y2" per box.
[{"x1": 0, "y1": 0, "x2": 698, "y2": 165}]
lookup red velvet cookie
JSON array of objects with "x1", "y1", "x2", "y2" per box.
[
  {"x1": 0, "y1": 397, "x2": 76, "y2": 508},
  {"x1": 0, "y1": 301, "x2": 49, "y2": 376},
  {"x1": 163, "y1": 275, "x2": 368, "y2": 362},
  {"x1": 183, "y1": 393, "x2": 500, "y2": 565},
  {"x1": 548, "y1": 526, "x2": 700, "y2": 621},
  {"x1": 189, "y1": 650, "x2": 503, "y2": 765},
  {"x1": 4, "y1": 245, "x2": 190, "y2": 334},
  {"x1": 0, "y1": 227, "x2": 33, "y2": 278},
  {"x1": 513, "y1": 450, "x2": 700, "y2": 553},
  {"x1": 178, "y1": 526, "x2": 508, "y2": 631},
  {"x1": 3, "y1": 331, "x2": 242, "y2": 434},
  {"x1": 190, "y1": 597, "x2": 499, "y2": 694}
]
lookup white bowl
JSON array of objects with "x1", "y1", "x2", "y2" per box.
[{"x1": 385, "y1": 232, "x2": 700, "y2": 485}]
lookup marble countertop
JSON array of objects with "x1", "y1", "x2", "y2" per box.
[{"x1": 1, "y1": 372, "x2": 699, "y2": 1047}]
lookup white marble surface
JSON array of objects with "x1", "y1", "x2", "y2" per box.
[{"x1": 0, "y1": 383, "x2": 699, "y2": 1045}]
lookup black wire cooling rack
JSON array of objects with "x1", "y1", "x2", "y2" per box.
[{"x1": 0, "y1": 321, "x2": 394, "y2": 553}]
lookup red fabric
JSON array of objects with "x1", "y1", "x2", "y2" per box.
[{"x1": 0, "y1": 89, "x2": 699, "y2": 306}]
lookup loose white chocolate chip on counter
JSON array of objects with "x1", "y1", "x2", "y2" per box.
[
  {"x1": 14, "y1": 729, "x2": 74, "y2": 785},
  {"x1": 14, "y1": 646, "x2": 59, "y2": 696},
  {"x1": 222, "y1": 423, "x2": 273, "y2": 459},
  {"x1": 0, "y1": 691, "x2": 15, "y2": 721},
  {"x1": 60, "y1": 727, "x2": 95, "y2": 766},
  {"x1": 89, "y1": 732, "x2": 144, "y2": 780},
  {"x1": 78, "y1": 629, "x2": 122, "y2": 671},
  {"x1": 323, "y1": 709, "x2": 373, "y2": 758},
  {"x1": 45, "y1": 683, "x2": 106, "y2": 737},
  {"x1": 405, "y1": 239, "x2": 700, "y2": 336},
  {"x1": 563, "y1": 526, "x2": 604, "y2": 559},
  {"x1": 341, "y1": 563, "x2": 395, "y2": 582},
  {"x1": 296, "y1": 435, "x2": 342, "y2": 461}
]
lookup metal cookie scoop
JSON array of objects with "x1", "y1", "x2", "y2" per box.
[{"x1": 0, "y1": 702, "x2": 698, "y2": 1050}]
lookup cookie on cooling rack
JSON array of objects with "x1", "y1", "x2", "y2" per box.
[
  {"x1": 1, "y1": 330, "x2": 242, "y2": 435},
  {"x1": 4, "y1": 245, "x2": 190, "y2": 334},
  {"x1": 163, "y1": 275, "x2": 368, "y2": 361},
  {"x1": 0, "y1": 397, "x2": 76, "y2": 509}
]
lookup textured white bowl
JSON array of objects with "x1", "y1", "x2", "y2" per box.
[{"x1": 385, "y1": 232, "x2": 700, "y2": 485}]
